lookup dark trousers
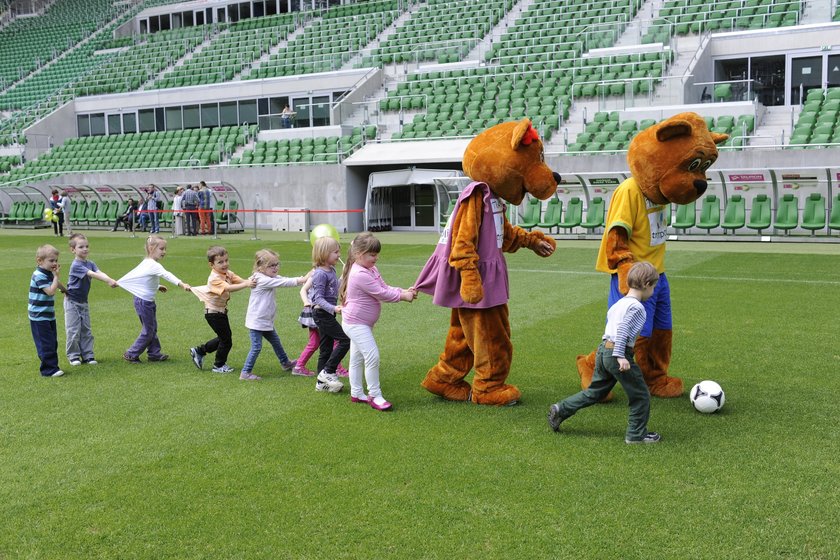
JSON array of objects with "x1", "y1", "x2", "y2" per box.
[
  {"x1": 52, "y1": 214, "x2": 64, "y2": 236},
  {"x1": 197, "y1": 311, "x2": 232, "y2": 368},
  {"x1": 113, "y1": 213, "x2": 134, "y2": 231},
  {"x1": 314, "y1": 308, "x2": 350, "y2": 375},
  {"x1": 31, "y1": 319, "x2": 59, "y2": 376},
  {"x1": 184, "y1": 206, "x2": 199, "y2": 235}
]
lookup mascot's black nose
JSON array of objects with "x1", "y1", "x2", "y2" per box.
[
  {"x1": 553, "y1": 172, "x2": 562, "y2": 184},
  {"x1": 694, "y1": 179, "x2": 708, "y2": 197}
]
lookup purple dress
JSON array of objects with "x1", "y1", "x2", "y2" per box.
[{"x1": 415, "y1": 181, "x2": 510, "y2": 309}]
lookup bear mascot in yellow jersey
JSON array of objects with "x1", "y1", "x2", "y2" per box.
[
  {"x1": 576, "y1": 112, "x2": 728, "y2": 399},
  {"x1": 415, "y1": 119, "x2": 560, "y2": 405}
]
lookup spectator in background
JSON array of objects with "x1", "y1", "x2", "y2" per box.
[
  {"x1": 49, "y1": 189, "x2": 65, "y2": 237},
  {"x1": 181, "y1": 184, "x2": 200, "y2": 236},
  {"x1": 172, "y1": 186, "x2": 185, "y2": 236},
  {"x1": 198, "y1": 181, "x2": 213, "y2": 235},
  {"x1": 112, "y1": 197, "x2": 139, "y2": 232},
  {"x1": 148, "y1": 185, "x2": 161, "y2": 234},
  {"x1": 281, "y1": 104, "x2": 294, "y2": 129},
  {"x1": 61, "y1": 191, "x2": 72, "y2": 236}
]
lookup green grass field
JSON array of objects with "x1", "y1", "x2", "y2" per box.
[{"x1": 1, "y1": 230, "x2": 838, "y2": 559}]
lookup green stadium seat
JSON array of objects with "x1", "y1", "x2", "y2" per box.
[
  {"x1": 558, "y1": 197, "x2": 583, "y2": 232},
  {"x1": 580, "y1": 197, "x2": 606, "y2": 231},
  {"x1": 774, "y1": 194, "x2": 799, "y2": 232},
  {"x1": 518, "y1": 196, "x2": 541, "y2": 230},
  {"x1": 746, "y1": 194, "x2": 772, "y2": 233},
  {"x1": 697, "y1": 195, "x2": 721, "y2": 232},
  {"x1": 672, "y1": 201, "x2": 696, "y2": 231},
  {"x1": 801, "y1": 193, "x2": 826, "y2": 233},
  {"x1": 721, "y1": 194, "x2": 746, "y2": 233},
  {"x1": 536, "y1": 197, "x2": 562, "y2": 233},
  {"x1": 829, "y1": 194, "x2": 840, "y2": 231}
]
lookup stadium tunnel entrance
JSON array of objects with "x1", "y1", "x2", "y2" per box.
[{"x1": 364, "y1": 168, "x2": 463, "y2": 232}]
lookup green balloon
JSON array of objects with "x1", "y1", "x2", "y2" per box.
[{"x1": 309, "y1": 223, "x2": 340, "y2": 246}]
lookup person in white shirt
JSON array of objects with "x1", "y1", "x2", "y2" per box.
[
  {"x1": 119, "y1": 235, "x2": 191, "y2": 363},
  {"x1": 240, "y1": 249, "x2": 307, "y2": 381},
  {"x1": 172, "y1": 187, "x2": 184, "y2": 236}
]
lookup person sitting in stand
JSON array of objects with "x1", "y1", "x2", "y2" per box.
[{"x1": 112, "y1": 197, "x2": 139, "y2": 232}]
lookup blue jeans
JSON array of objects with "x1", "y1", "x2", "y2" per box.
[
  {"x1": 30, "y1": 319, "x2": 59, "y2": 376},
  {"x1": 242, "y1": 329, "x2": 290, "y2": 374}
]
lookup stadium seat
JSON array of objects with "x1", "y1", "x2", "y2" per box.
[
  {"x1": 518, "y1": 196, "x2": 541, "y2": 230},
  {"x1": 721, "y1": 195, "x2": 746, "y2": 233},
  {"x1": 746, "y1": 194, "x2": 772, "y2": 233},
  {"x1": 696, "y1": 195, "x2": 721, "y2": 232},
  {"x1": 439, "y1": 199, "x2": 456, "y2": 227},
  {"x1": 829, "y1": 194, "x2": 840, "y2": 231},
  {"x1": 672, "y1": 201, "x2": 696, "y2": 231},
  {"x1": 800, "y1": 193, "x2": 826, "y2": 233},
  {"x1": 557, "y1": 197, "x2": 583, "y2": 232},
  {"x1": 536, "y1": 197, "x2": 562, "y2": 233},
  {"x1": 774, "y1": 193, "x2": 799, "y2": 233},
  {"x1": 580, "y1": 197, "x2": 606, "y2": 231}
]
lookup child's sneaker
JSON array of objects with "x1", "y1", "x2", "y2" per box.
[
  {"x1": 69, "y1": 358, "x2": 82, "y2": 366},
  {"x1": 239, "y1": 372, "x2": 261, "y2": 381},
  {"x1": 315, "y1": 370, "x2": 343, "y2": 393},
  {"x1": 292, "y1": 365, "x2": 315, "y2": 377},
  {"x1": 369, "y1": 396, "x2": 392, "y2": 411},
  {"x1": 190, "y1": 347, "x2": 204, "y2": 369},
  {"x1": 336, "y1": 364, "x2": 349, "y2": 377},
  {"x1": 123, "y1": 353, "x2": 141, "y2": 364},
  {"x1": 212, "y1": 364, "x2": 235, "y2": 374},
  {"x1": 547, "y1": 404, "x2": 565, "y2": 432},
  {"x1": 148, "y1": 354, "x2": 169, "y2": 362},
  {"x1": 50, "y1": 370, "x2": 65, "y2": 377},
  {"x1": 85, "y1": 359, "x2": 98, "y2": 365},
  {"x1": 350, "y1": 394, "x2": 369, "y2": 404},
  {"x1": 280, "y1": 359, "x2": 296, "y2": 371},
  {"x1": 625, "y1": 432, "x2": 661, "y2": 444}
]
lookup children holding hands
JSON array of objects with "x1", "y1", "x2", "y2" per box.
[
  {"x1": 190, "y1": 246, "x2": 256, "y2": 373},
  {"x1": 309, "y1": 236, "x2": 349, "y2": 393},
  {"x1": 339, "y1": 233, "x2": 416, "y2": 411}
]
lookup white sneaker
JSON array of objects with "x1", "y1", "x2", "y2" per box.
[
  {"x1": 69, "y1": 359, "x2": 82, "y2": 366},
  {"x1": 86, "y1": 359, "x2": 98, "y2": 365},
  {"x1": 212, "y1": 364, "x2": 235, "y2": 374},
  {"x1": 316, "y1": 370, "x2": 343, "y2": 393},
  {"x1": 51, "y1": 370, "x2": 65, "y2": 377}
]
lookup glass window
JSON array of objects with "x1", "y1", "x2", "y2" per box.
[
  {"x1": 77, "y1": 114, "x2": 90, "y2": 137},
  {"x1": 107, "y1": 114, "x2": 121, "y2": 135},
  {"x1": 239, "y1": 99, "x2": 258, "y2": 125},
  {"x1": 183, "y1": 11, "x2": 193, "y2": 27},
  {"x1": 183, "y1": 105, "x2": 200, "y2": 129},
  {"x1": 160, "y1": 13, "x2": 171, "y2": 30},
  {"x1": 311, "y1": 95, "x2": 330, "y2": 127},
  {"x1": 219, "y1": 101, "x2": 238, "y2": 126},
  {"x1": 149, "y1": 16, "x2": 159, "y2": 33},
  {"x1": 270, "y1": 96, "x2": 288, "y2": 114},
  {"x1": 172, "y1": 12, "x2": 181, "y2": 29},
  {"x1": 292, "y1": 97, "x2": 310, "y2": 127},
  {"x1": 165, "y1": 106, "x2": 182, "y2": 130},
  {"x1": 90, "y1": 113, "x2": 106, "y2": 136},
  {"x1": 828, "y1": 54, "x2": 840, "y2": 88},
  {"x1": 254, "y1": 1, "x2": 265, "y2": 17},
  {"x1": 196, "y1": 11, "x2": 204, "y2": 25},
  {"x1": 266, "y1": 0, "x2": 277, "y2": 16},
  {"x1": 155, "y1": 107, "x2": 166, "y2": 131},
  {"x1": 239, "y1": 2, "x2": 251, "y2": 19},
  {"x1": 123, "y1": 113, "x2": 137, "y2": 134},
  {"x1": 139, "y1": 109, "x2": 155, "y2": 132},
  {"x1": 201, "y1": 103, "x2": 219, "y2": 128},
  {"x1": 258, "y1": 98, "x2": 269, "y2": 115},
  {"x1": 259, "y1": 116, "x2": 272, "y2": 130}
]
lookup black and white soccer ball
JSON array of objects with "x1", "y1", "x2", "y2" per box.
[{"x1": 690, "y1": 380, "x2": 725, "y2": 413}]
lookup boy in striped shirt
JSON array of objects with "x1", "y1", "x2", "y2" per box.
[
  {"x1": 548, "y1": 261, "x2": 662, "y2": 444},
  {"x1": 29, "y1": 245, "x2": 66, "y2": 377}
]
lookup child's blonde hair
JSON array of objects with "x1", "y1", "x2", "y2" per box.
[
  {"x1": 144, "y1": 234, "x2": 166, "y2": 256},
  {"x1": 253, "y1": 248, "x2": 279, "y2": 273},
  {"x1": 312, "y1": 236, "x2": 340, "y2": 268},
  {"x1": 36, "y1": 244, "x2": 59, "y2": 262},
  {"x1": 626, "y1": 261, "x2": 659, "y2": 290},
  {"x1": 339, "y1": 232, "x2": 380, "y2": 303},
  {"x1": 68, "y1": 233, "x2": 87, "y2": 249},
  {"x1": 207, "y1": 245, "x2": 227, "y2": 263}
]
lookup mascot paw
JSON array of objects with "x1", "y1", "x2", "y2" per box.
[
  {"x1": 576, "y1": 352, "x2": 613, "y2": 403},
  {"x1": 648, "y1": 375, "x2": 684, "y2": 398},
  {"x1": 459, "y1": 268, "x2": 484, "y2": 304},
  {"x1": 471, "y1": 384, "x2": 521, "y2": 406},
  {"x1": 421, "y1": 375, "x2": 472, "y2": 402}
]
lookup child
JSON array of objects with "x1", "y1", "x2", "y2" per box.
[
  {"x1": 118, "y1": 235, "x2": 192, "y2": 363},
  {"x1": 240, "y1": 249, "x2": 307, "y2": 381},
  {"x1": 548, "y1": 261, "x2": 661, "y2": 444},
  {"x1": 29, "y1": 245, "x2": 66, "y2": 377},
  {"x1": 339, "y1": 233, "x2": 416, "y2": 411},
  {"x1": 64, "y1": 234, "x2": 118, "y2": 366},
  {"x1": 310, "y1": 236, "x2": 350, "y2": 393},
  {"x1": 190, "y1": 246, "x2": 255, "y2": 373},
  {"x1": 294, "y1": 273, "x2": 349, "y2": 378}
]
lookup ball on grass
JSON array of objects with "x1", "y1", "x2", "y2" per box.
[
  {"x1": 690, "y1": 380, "x2": 725, "y2": 413},
  {"x1": 309, "y1": 223, "x2": 340, "y2": 246}
]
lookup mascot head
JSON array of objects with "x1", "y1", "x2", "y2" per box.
[
  {"x1": 462, "y1": 118, "x2": 561, "y2": 205},
  {"x1": 627, "y1": 112, "x2": 728, "y2": 205}
]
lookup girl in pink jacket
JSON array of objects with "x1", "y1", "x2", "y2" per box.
[{"x1": 339, "y1": 233, "x2": 416, "y2": 411}]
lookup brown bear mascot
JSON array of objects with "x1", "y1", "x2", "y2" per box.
[
  {"x1": 576, "y1": 112, "x2": 728, "y2": 399},
  {"x1": 415, "y1": 119, "x2": 560, "y2": 406}
]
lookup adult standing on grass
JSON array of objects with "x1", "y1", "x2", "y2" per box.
[
  {"x1": 148, "y1": 184, "x2": 161, "y2": 234},
  {"x1": 181, "y1": 184, "x2": 200, "y2": 236},
  {"x1": 548, "y1": 262, "x2": 662, "y2": 444},
  {"x1": 172, "y1": 187, "x2": 184, "y2": 236},
  {"x1": 118, "y1": 235, "x2": 191, "y2": 364},
  {"x1": 29, "y1": 244, "x2": 66, "y2": 377},
  {"x1": 49, "y1": 189, "x2": 65, "y2": 237},
  {"x1": 198, "y1": 181, "x2": 212, "y2": 235}
]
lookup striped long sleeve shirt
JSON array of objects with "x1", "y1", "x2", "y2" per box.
[{"x1": 602, "y1": 295, "x2": 647, "y2": 359}]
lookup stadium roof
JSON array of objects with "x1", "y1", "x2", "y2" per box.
[{"x1": 343, "y1": 139, "x2": 470, "y2": 166}]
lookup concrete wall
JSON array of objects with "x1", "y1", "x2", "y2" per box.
[{"x1": 23, "y1": 100, "x2": 76, "y2": 161}]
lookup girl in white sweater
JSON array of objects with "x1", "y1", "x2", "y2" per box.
[
  {"x1": 240, "y1": 249, "x2": 307, "y2": 381},
  {"x1": 119, "y1": 235, "x2": 191, "y2": 363}
]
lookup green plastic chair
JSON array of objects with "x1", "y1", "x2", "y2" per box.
[
  {"x1": 536, "y1": 197, "x2": 562, "y2": 233},
  {"x1": 746, "y1": 194, "x2": 772, "y2": 233},
  {"x1": 439, "y1": 199, "x2": 456, "y2": 228},
  {"x1": 801, "y1": 193, "x2": 826, "y2": 234},
  {"x1": 672, "y1": 201, "x2": 696, "y2": 231},
  {"x1": 721, "y1": 195, "x2": 746, "y2": 233},
  {"x1": 580, "y1": 197, "x2": 606, "y2": 231},
  {"x1": 696, "y1": 195, "x2": 721, "y2": 232},
  {"x1": 518, "y1": 196, "x2": 542, "y2": 230},
  {"x1": 558, "y1": 197, "x2": 583, "y2": 232},
  {"x1": 774, "y1": 194, "x2": 799, "y2": 232},
  {"x1": 829, "y1": 194, "x2": 840, "y2": 231}
]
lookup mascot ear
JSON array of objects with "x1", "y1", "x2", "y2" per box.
[
  {"x1": 655, "y1": 119, "x2": 693, "y2": 142},
  {"x1": 511, "y1": 118, "x2": 539, "y2": 149},
  {"x1": 711, "y1": 132, "x2": 729, "y2": 144}
]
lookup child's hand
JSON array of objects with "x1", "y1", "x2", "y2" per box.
[
  {"x1": 182, "y1": 283, "x2": 192, "y2": 292},
  {"x1": 52, "y1": 262, "x2": 61, "y2": 274},
  {"x1": 335, "y1": 304, "x2": 342, "y2": 314},
  {"x1": 248, "y1": 277, "x2": 257, "y2": 288},
  {"x1": 400, "y1": 288, "x2": 415, "y2": 302},
  {"x1": 617, "y1": 357, "x2": 630, "y2": 372},
  {"x1": 108, "y1": 279, "x2": 119, "y2": 288},
  {"x1": 158, "y1": 285, "x2": 168, "y2": 293}
]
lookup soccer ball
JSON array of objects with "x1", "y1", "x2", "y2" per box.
[{"x1": 690, "y1": 380, "x2": 725, "y2": 413}]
